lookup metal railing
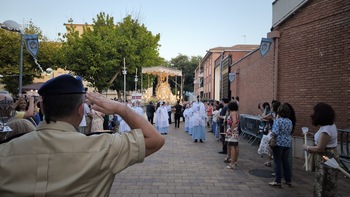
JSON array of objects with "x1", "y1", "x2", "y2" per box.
[{"x1": 239, "y1": 114, "x2": 261, "y2": 145}]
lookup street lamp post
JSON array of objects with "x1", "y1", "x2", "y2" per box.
[
  {"x1": 122, "y1": 58, "x2": 127, "y2": 102},
  {"x1": 19, "y1": 34, "x2": 24, "y2": 95},
  {"x1": 180, "y1": 74, "x2": 183, "y2": 101},
  {"x1": 134, "y1": 68, "x2": 138, "y2": 92},
  {"x1": 1, "y1": 20, "x2": 24, "y2": 95}
]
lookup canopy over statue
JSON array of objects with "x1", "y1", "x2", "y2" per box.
[
  {"x1": 142, "y1": 66, "x2": 182, "y2": 77},
  {"x1": 142, "y1": 66, "x2": 182, "y2": 103}
]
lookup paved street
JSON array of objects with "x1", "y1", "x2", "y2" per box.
[{"x1": 109, "y1": 123, "x2": 349, "y2": 197}]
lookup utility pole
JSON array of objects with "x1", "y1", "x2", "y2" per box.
[{"x1": 122, "y1": 58, "x2": 127, "y2": 102}]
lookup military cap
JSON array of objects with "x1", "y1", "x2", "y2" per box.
[{"x1": 38, "y1": 74, "x2": 85, "y2": 96}]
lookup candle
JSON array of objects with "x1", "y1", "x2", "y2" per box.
[
  {"x1": 323, "y1": 156, "x2": 350, "y2": 178},
  {"x1": 302, "y1": 127, "x2": 309, "y2": 171}
]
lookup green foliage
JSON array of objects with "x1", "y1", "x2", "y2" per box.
[
  {"x1": 169, "y1": 54, "x2": 201, "y2": 94},
  {"x1": 0, "y1": 14, "x2": 199, "y2": 97},
  {"x1": 58, "y1": 12, "x2": 162, "y2": 93},
  {"x1": 0, "y1": 20, "x2": 57, "y2": 94}
]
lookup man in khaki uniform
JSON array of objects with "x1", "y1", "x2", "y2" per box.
[{"x1": 0, "y1": 74, "x2": 165, "y2": 196}]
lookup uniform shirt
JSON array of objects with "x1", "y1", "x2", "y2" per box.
[{"x1": 0, "y1": 121, "x2": 145, "y2": 196}]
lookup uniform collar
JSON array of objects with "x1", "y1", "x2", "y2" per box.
[{"x1": 36, "y1": 121, "x2": 78, "y2": 133}]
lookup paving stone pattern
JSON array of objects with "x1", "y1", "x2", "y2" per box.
[{"x1": 109, "y1": 124, "x2": 349, "y2": 197}]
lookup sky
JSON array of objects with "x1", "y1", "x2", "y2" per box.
[{"x1": 0, "y1": 0, "x2": 273, "y2": 61}]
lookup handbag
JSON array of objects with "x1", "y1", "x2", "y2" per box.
[
  {"x1": 269, "y1": 135, "x2": 276, "y2": 148},
  {"x1": 304, "y1": 153, "x2": 315, "y2": 172},
  {"x1": 268, "y1": 121, "x2": 279, "y2": 148},
  {"x1": 258, "y1": 132, "x2": 272, "y2": 155}
]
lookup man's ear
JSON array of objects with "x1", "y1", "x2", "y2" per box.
[{"x1": 77, "y1": 103, "x2": 84, "y2": 116}]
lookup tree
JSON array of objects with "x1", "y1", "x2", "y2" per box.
[
  {"x1": 0, "y1": 20, "x2": 58, "y2": 95},
  {"x1": 169, "y1": 54, "x2": 201, "y2": 95},
  {"x1": 59, "y1": 12, "x2": 162, "y2": 96}
]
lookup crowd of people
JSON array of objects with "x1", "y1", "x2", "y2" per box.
[
  {"x1": 255, "y1": 99, "x2": 340, "y2": 196},
  {"x1": 0, "y1": 74, "x2": 341, "y2": 196}
]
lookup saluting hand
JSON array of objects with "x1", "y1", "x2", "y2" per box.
[{"x1": 86, "y1": 92, "x2": 120, "y2": 115}]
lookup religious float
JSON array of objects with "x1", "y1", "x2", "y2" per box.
[{"x1": 142, "y1": 66, "x2": 182, "y2": 103}]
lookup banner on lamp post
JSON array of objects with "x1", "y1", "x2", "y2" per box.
[{"x1": 23, "y1": 34, "x2": 39, "y2": 58}]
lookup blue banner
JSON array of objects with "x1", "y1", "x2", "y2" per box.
[
  {"x1": 23, "y1": 34, "x2": 39, "y2": 58},
  {"x1": 229, "y1": 72, "x2": 236, "y2": 83},
  {"x1": 260, "y1": 38, "x2": 273, "y2": 57}
]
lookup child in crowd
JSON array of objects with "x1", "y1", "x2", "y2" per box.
[{"x1": 212, "y1": 105, "x2": 221, "y2": 139}]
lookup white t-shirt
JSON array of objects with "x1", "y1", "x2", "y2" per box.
[
  {"x1": 212, "y1": 110, "x2": 220, "y2": 123},
  {"x1": 314, "y1": 124, "x2": 338, "y2": 147}
]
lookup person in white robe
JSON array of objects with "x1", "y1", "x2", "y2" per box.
[
  {"x1": 182, "y1": 104, "x2": 191, "y2": 132},
  {"x1": 118, "y1": 102, "x2": 131, "y2": 133},
  {"x1": 155, "y1": 101, "x2": 169, "y2": 135},
  {"x1": 187, "y1": 102, "x2": 195, "y2": 136},
  {"x1": 133, "y1": 101, "x2": 144, "y2": 117},
  {"x1": 191, "y1": 96, "x2": 206, "y2": 142}
]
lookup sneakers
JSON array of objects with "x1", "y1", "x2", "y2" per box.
[
  {"x1": 226, "y1": 163, "x2": 237, "y2": 170},
  {"x1": 226, "y1": 164, "x2": 235, "y2": 169},
  {"x1": 269, "y1": 181, "x2": 281, "y2": 188},
  {"x1": 224, "y1": 157, "x2": 231, "y2": 163}
]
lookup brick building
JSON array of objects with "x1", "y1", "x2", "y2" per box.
[
  {"x1": 230, "y1": 0, "x2": 349, "y2": 134},
  {"x1": 194, "y1": 45, "x2": 258, "y2": 100}
]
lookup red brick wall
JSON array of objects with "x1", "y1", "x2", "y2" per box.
[
  {"x1": 275, "y1": 0, "x2": 350, "y2": 134},
  {"x1": 230, "y1": 47, "x2": 275, "y2": 116},
  {"x1": 232, "y1": 0, "x2": 349, "y2": 135}
]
